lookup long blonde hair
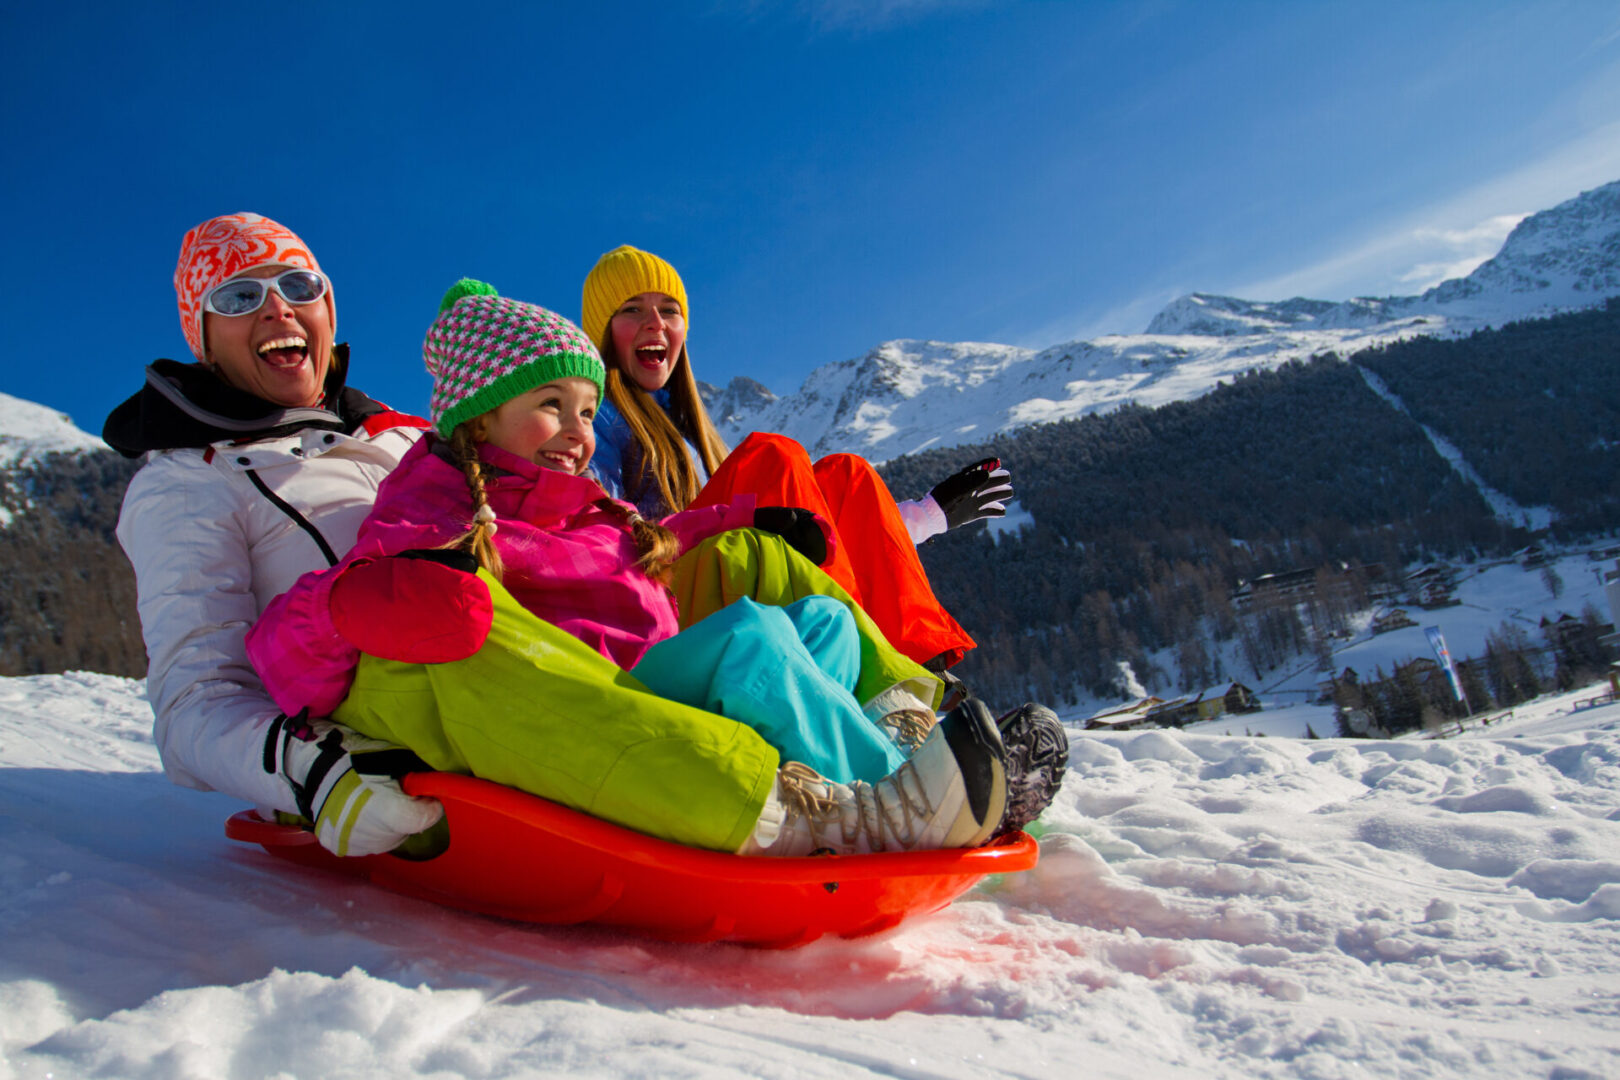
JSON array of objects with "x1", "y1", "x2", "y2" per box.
[
  {"x1": 443, "y1": 418, "x2": 682, "y2": 583},
  {"x1": 601, "y1": 340, "x2": 729, "y2": 513}
]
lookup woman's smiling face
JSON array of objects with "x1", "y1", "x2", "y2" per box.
[
  {"x1": 478, "y1": 377, "x2": 599, "y2": 474},
  {"x1": 608, "y1": 291, "x2": 686, "y2": 393},
  {"x1": 202, "y1": 265, "x2": 335, "y2": 408}
]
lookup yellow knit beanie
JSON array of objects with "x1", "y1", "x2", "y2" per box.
[{"x1": 581, "y1": 245, "x2": 689, "y2": 352}]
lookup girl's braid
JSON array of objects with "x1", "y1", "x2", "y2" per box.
[
  {"x1": 446, "y1": 423, "x2": 506, "y2": 582},
  {"x1": 599, "y1": 500, "x2": 682, "y2": 583}
]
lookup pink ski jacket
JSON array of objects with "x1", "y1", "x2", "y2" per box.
[{"x1": 246, "y1": 435, "x2": 757, "y2": 718}]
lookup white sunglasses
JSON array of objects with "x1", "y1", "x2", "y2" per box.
[{"x1": 203, "y1": 269, "x2": 329, "y2": 316}]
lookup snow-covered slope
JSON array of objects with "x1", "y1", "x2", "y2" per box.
[
  {"x1": 714, "y1": 180, "x2": 1620, "y2": 463},
  {"x1": 0, "y1": 390, "x2": 106, "y2": 468},
  {"x1": 4, "y1": 671, "x2": 1618, "y2": 1079}
]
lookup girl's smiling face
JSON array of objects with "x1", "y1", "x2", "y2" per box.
[
  {"x1": 478, "y1": 377, "x2": 598, "y2": 474},
  {"x1": 608, "y1": 291, "x2": 686, "y2": 392}
]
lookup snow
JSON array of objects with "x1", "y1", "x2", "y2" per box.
[
  {"x1": 4, "y1": 669, "x2": 1618, "y2": 1079},
  {"x1": 1355, "y1": 368, "x2": 1557, "y2": 531},
  {"x1": 980, "y1": 500, "x2": 1033, "y2": 545},
  {"x1": 724, "y1": 320, "x2": 1465, "y2": 465},
  {"x1": 1051, "y1": 548, "x2": 1617, "y2": 742},
  {"x1": 1254, "y1": 552, "x2": 1618, "y2": 711},
  {"x1": 0, "y1": 390, "x2": 105, "y2": 469}
]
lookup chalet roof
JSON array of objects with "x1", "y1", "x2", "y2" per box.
[
  {"x1": 1084, "y1": 699, "x2": 1167, "y2": 729},
  {"x1": 1084, "y1": 697, "x2": 1163, "y2": 724},
  {"x1": 1147, "y1": 694, "x2": 1201, "y2": 716},
  {"x1": 1252, "y1": 568, "x2": 1316, "y2": 587}
]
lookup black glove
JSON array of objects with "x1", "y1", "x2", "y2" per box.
[
  {"x1": 752, "y1": 506, "x2": 828, "y2": 566},
  {"x1": 928, "y1": 457, "x2": 1013, "y2": 530}
]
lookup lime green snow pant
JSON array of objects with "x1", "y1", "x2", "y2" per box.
[
  {"x1": 330, "y1": 530, "x2": 934, "y2": 853},
  {"x1": 333, "y1": 569, "x2": 779, "y2": 853},
  {"x1": 673, "y1": 529, "x2": 942, "y2": 711}
]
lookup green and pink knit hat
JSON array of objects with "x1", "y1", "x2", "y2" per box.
[{"x1": 423, "y1": 279, "x2": 605, "y2": 438}]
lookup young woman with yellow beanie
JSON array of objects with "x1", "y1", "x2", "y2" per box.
[{"x1": 581, "y1": 245, "x2": 1013, "y2": 672}]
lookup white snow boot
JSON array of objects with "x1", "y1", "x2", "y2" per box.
[{"x1": 742, "y1": 698, "x2": 1009, "y2": 856}]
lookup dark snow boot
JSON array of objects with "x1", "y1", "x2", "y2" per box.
[{"x1": 993, "y1": 703, "x2": 1068, "y2": 838}]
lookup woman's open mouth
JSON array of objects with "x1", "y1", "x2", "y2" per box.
[
  {"x1": 256, "y1": 335, "x2": 309, "y2": 370},
  {"x1": 635, "y1": 344, "x2": 667, "y2": 368}
]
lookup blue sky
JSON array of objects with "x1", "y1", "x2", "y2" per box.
[{"x1": 5, "y1": 1, "x2": 1620, "y2": 433}]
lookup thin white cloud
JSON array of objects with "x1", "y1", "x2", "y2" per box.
[
  {"x1": 1013, "y1": 288, "x2": 1183, "y2": 349},
  {"x1": 1393, "y1": 213, "x2": 1528, "y2": 289},
  {"x1": 1413, "y1": 214, "x2": 1529, "y2": 250},
  {"x1": 1396, "y1": 256, "x2": 1497, "y2": 289},
  {"x1": 710, "y1": 0, "x2": 987, "y2": 33},
  {"x1": 808, "y1": 0, "x2": 986, "y2": 30},
  {"x1": 1229, "y1": 118, "x2": 1620, "y2": 303}
]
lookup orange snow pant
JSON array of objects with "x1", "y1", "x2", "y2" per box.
[{"x1": 688, "y1": 432, "x2": 975, "y2": 668}]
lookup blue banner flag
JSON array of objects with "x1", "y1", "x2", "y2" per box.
[{"x1": 1424, "y1": 626, "x2": 1467, "y2": 705}]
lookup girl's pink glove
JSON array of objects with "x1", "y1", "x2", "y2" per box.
[{"x1": 329, "y1": 550, "x2": 494, "y2": 664}]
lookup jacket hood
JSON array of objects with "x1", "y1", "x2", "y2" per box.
[{"x1": 102, "y1": 344, "x2": 392, "y2": 457}]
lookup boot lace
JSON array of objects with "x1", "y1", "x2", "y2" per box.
[
  {"x1": 776, "y1": 760, "x2": 938, "y2": 854},
  {"x1": 881, "y1": 708, "x2": 936, "y2": 753},
  {"x1": 853, "y1": 758, "x2": 937, "y2": 853},
  {"x1": 776, "y1": 761, "x2": 839, "y2": 820}
]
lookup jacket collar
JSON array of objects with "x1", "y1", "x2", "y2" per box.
[
  {"x1": 101, "y1": 345, "x2": 391, "y2": 457},
  {"x1": 472, "y1": 440, "x2": 618, "y2": 527}
]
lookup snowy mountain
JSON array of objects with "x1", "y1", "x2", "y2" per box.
[
  {"x1": 0, "y1": 393, "x2": 143, "y2": 676},
  {"x1": 0, "y1": 390, "x2": 106, "y2": 469},
  {"x1": 710, "y1": 180, "x2": 1620, "y2": 463}
]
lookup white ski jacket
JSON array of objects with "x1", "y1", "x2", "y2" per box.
[{"x1": 109, "y1": 359, "x2": 425, "y2": 812}]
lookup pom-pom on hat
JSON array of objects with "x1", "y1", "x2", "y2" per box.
[
  {"x1": 424, "y1": 279, "x2": 606, "y2": 438},
  {"x1": 174, "y1": 212, "x2": 330, "y2": 361},
  {"x1": 580, "y1": 245, "x2": 688, "y2": 352}
]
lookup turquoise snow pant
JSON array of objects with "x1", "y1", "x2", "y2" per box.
[
  {"x1": 672, "y1": 529, "x2": 942, "y2": 712},
  {"x1": 334, "y1": 570, "x2": 778, "y2": 853},
  {"x1": 632, "y1": 595, "x2": 907, "y2": 784}
]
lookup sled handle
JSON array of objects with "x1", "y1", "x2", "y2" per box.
[{"x1": 225, "y1": 810, "x2": 318, "y2": 847}]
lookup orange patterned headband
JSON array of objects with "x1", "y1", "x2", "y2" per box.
[{"x1": 174, "y1": 212, "x2": 329, "y2": 360}]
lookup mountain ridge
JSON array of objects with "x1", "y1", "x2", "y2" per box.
[
  {"x1": 707, "y1": 180, "x2": 1620, "y2": 463},
  {"x1": 0, "y1": 391, "x2": 107, "y2": 469}
]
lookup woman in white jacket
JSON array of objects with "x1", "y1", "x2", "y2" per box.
[{"x1": 106, "y1": 212, "x2": 446, "y2": 855}]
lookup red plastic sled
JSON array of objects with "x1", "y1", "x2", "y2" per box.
[{"x1": 226, "y1": 771, "x2": 1039, "y2": 948}]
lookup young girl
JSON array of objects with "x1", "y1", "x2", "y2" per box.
[
  {"x1": 581, "y1": 245, "x2": 1012, "y2": 671},
  {"x1": 247, "y1": 281, "x2": 1019, "y2": 857}
]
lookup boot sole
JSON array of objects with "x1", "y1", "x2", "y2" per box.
[
  {"x1": 939, "y1": 697, "x2": 1009, "y2": 847},
  {"x1": 994, "y1": 704, "x2": 1069, "y2": 838}
]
